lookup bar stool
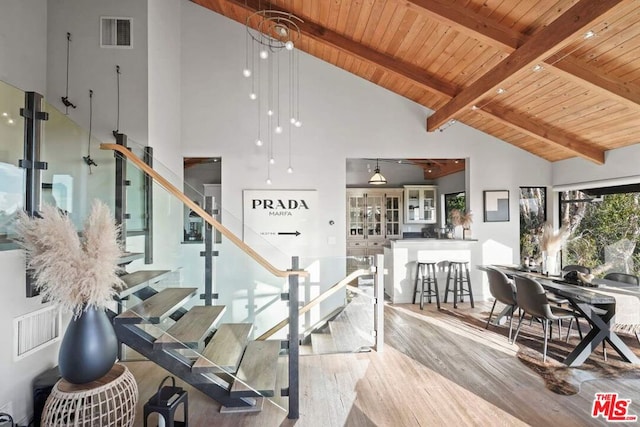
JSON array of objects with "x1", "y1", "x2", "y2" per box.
[
  {"x1": 444, "y1": 261, "x2": 474, "y2": 309},
  {"x1": 413, "y1": 261, "x2": 440, "y2": 309}
]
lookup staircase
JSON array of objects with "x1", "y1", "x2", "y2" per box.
[{"x1": 113, "y1": 283, "x2": 284, "y2": 412}]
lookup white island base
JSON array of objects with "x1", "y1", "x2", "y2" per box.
[{"x1": 384, "y1": 239, "x2": 478, "y2": 304}]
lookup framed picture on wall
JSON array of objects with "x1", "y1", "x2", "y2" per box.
[{"x1": 484, "y1": 190, "x2": 510, "y2": 222}]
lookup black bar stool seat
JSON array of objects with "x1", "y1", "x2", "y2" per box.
[
  {"x1": 413, "y1": 261, "x2": 440, "y2": 309},
  {"x1": 444, "y1": 260, "x2": 474, "y2": 309}
]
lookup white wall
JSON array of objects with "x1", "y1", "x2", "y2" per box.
[
  {"x1": 0, "y1": 2, "x2": 55, "y2": 423},
  {"x1": 0, "y1": 0, "x2": 47, "y2": 94},
  {"x1": 147, "y1": 0, "x2": 183, "y2": 272},
  {"x1": 179, "y1": 1, "x2": 553, "y2": 308},
  {"x1": 553, "y1": 144, "x2": 640, "y2": 188},
  {"x1": 46, "y1": 0, "x2": 148, "y2": 145},
  {"x1": 346, "y1": 158, "x2": 432, "y2": 187}
]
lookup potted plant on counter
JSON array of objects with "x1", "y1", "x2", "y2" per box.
[
  {"x1": 14, "y1": 200, "x2": 125, "y2": 384},
  {"x1": 450, "y1": 209, "x2": 473, "y2": 239}
]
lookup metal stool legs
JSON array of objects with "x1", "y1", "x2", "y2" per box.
[
  {"x1": 413, "y1": 262, "x2": 440, "y2": 309},
  {"x1": 444, "y1": 261, "x2": 474, "y2": 309}
]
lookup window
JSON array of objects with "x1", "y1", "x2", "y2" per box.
[
  {"x1": 101, "y1": 17, "x2": 132, "y2": 48},
  {"x1": 444, "y1": 192, "x2": 465, "y2": 226},
  {"x1": 519, "y1": 187, "x2": 546, "y2": 265},
  {"x1": 560, "y1": 185, "x2": 640, "y2": 276}
]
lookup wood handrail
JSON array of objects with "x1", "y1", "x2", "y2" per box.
[
  {"x1": 257, "y1": 269, "x2": 369, "y2": 340},
  {"x1": 100, "y1": 143, "x2": 305, "y2": 278}
]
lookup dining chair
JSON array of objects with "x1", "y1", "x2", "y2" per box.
[
  {"x1": 601, "y1": 272, "x2": 639, "y2": 360},
  {"x1": 603, "y1": 272, "x2": 639, "y2": 286},
  {"x1": 512, "y1": 275, "x2": 584, "y2": 362},
  {"x1": 484, "y1": 267, "x2": 518, "y2": 343}
]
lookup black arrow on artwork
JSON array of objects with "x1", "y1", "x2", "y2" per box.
[{"x1": 278, "y1": 231, "x2": 301, "y2": 236}]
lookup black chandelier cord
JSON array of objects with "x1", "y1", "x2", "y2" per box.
[
  {"x1": 113, "y1": 65, "x2": 121, "y2": 137},
  {"x1": 61, "y1": 32, "x2": 76, "y2": 113},
  {"x1": 83, "y1": 89, "x2": 97, "y2": 172}
]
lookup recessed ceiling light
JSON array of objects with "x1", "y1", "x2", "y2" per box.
[
  {"x1": 496, "y1": 88, "x2": 506, "y2": 94},
  {"x1": 532, "y1": 64, "x2": 544, "y2": 72},
  {"x1": 584, "y1": 30, "x2": 596, "y2": 39},
  {"x1": 471, "y1": 105, "x2": 479, "y2": 110}
]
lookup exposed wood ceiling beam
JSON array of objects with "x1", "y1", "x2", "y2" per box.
[
  {"x1": 477, "y1": 105, "x2": 605, "y2": 164},
  {"x1": 219, "y1": 0, "x2": 457, "y2": 99},
  {"x1": 426, "y1": 0, "x2": 627, "y2": 132},
  {"x1": 204, "y1": 0, "x2": 605, "y2": 164},
  {"x1": 403, "y1": 0, "x2": 640, "y2": 114},
  {"x1": 402, "y1": 0, "x2": 524, "y2": 51},
  {"x1": 549, "y1": 57, "x2": 640, "y2": 110}
]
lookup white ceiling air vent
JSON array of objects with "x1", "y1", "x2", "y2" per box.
[{"x1": 101, "y1": 17, "x2": 133, "y2": 48}]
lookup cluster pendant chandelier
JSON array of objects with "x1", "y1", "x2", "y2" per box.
[{"x1": 243, "y1": 3, "x2": 303, "y2": 185}]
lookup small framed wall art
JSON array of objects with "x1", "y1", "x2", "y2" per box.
[{"x1": 483, "y1": 190, "x2": 510, "y2": 222}]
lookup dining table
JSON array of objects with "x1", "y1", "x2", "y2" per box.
[{"x1": 479, "y1": 265, "x2": 640, "y2": 367}]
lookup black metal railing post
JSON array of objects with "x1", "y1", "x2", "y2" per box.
[
  {"x1": 143, "y1": 146, "x2": 153, "y2": 264},
  {"x1": 287, "y1": 256, "x2": 300, "y2": 419},
  {"x1": 114, "y1": 133, "x2": 129, "y2": 246},
  {"x1": 19, "y1": 91, "x2": 48, "y2": 297},
  {"x1": 19, "y1": 92, "x2": 48, "y2": 217}
]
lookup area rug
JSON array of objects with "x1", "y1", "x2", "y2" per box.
[{"x1": 439, "y1": 307, "x2": 640, "y2": 396}]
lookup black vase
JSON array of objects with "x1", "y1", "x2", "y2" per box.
[{"x1": 58, "y1": 305, "x2": 118, "y2": 384}]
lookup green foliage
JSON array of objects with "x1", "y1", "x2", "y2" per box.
[
  {"x1": 444, "y1": 193, "x2": 466, "y2": 225},
  {"x1": 519, "y1": 187, "x2": 546, "y2": 263},
  {"x1": 563, "y1": 192, "x2": 640, "y2": 275}
]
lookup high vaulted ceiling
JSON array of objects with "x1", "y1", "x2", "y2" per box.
[{"x1": 192, "y1": 0, "x2": 640, "y2": 165}]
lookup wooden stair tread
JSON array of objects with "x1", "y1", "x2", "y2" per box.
[
  {"x1": 117, "y1": 252, "x2": 144, "y2": 265},
  {"x1": 154, "y1": 305, "x2": 226, "y2": 349},
  {"x1": 230, "y1": 340, "x2": 281, "y2": 397},
  {"x1": 118, "y1": 269, "x2": 171, "y2": 298},
  {"x1": 192, "y1": 323, "x2": 252, "y2": 373},
  {"x1": 310, "y1": 333, "x2": 338, "y2": 354},
  {"x1": 329, "y1": 318, "x2": 375, "y2": 352},
  {"x1": 118, "y1": 287, "x2": 197, "y2": 323}
]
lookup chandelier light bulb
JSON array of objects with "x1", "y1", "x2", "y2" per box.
[
  {"x1": 285, "y1": 41, "x2": 294, "y2": 51},
  {"x1": 287, "y1": 167, "x2": 293, "y2": 174},
  {"x1": 259, "y1": 50, "x2": 269, "y2": 59},
  {"x1": 266, "y1": 178, "x2": 272, "y2": 185},
  {"x1": 7, "y1": 119, "x2": 14, "y2": 124},
  {"x1": 275, "y1": 125, "x2": 283, "y2": 134},
  {"x1": 294, "y1": 120, "x2": 302, "y2": 128},
  {"x1": 270, "y1": 157, "x2": 275, "y2": 165},
  {"x1": 267, "y1": 109, "x2": 274, "y2": 116},
  {"x1": 249, "y1": 92, "x2": 257, "y2": 100},
  {"x1": 242, "y1": 68, "x2": 251, "y2": 78},
  {"x1": 255, "y1": 139, "x2": 263, "y2": 147}
]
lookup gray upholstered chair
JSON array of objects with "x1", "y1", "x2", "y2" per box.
[
  {"x1": 485, "y1": 267, "x2": 518, "y2": 343},
  {"x1": 513, "y1": 275, "x2": 584, "y2": 362},
  {"x1": 603, "y1": 272, "x2": 639, "y2": 286},
  {"x1": 562, "y1": 265, "x2": 591, "y2": 275}
]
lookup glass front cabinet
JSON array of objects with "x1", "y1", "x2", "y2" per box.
[
  {"x1": 347, "y1": 189, "x2": 403, "y2": 244},
  {"x1": 347, "y1": 189, "x2": 403, "y2": 278},
  {"x1": 404, "y1": 185, "x2": 437, "y2": 224}
]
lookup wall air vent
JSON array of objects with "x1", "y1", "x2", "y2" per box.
[
  {"x1": 101, "y1": 17, "x2": 133, "y2": 48},
  {"x1": 13, "y1": 305, "x2": 61, "y2": 361}
]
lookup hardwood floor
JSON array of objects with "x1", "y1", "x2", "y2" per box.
[{"x1": 125, "y1": 301, "x2": 640, "y2": 426}]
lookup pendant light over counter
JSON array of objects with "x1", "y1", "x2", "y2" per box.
[{"x1": 368, "y1": 159, "x2": 387, "y2": 185}]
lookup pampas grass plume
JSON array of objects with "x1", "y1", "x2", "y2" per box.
[{"x1": 15, "y1": 200, "x2": 124, "y2": 317}]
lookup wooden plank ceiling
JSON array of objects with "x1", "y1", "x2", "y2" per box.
[{"x1": 192, "y1": 0, "x2": 640, "y2": 165}]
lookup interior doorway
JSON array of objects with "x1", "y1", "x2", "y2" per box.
[{"x1": 183, "y1": 157, "x2": 221, "y2": 242}]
